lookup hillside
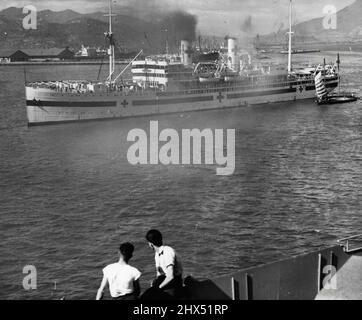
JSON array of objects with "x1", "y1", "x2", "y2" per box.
[
  {"x1": 258, "y1": 0, "x2": 362, "y2": 47},
  {"x1": 0, "y1": 7, "x2": 197, "y2": 54}
]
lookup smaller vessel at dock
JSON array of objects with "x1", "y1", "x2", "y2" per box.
[
  {"x1": 314, "y1": 55, "x2": 358, "y2": 105},
  {"x1": 280, "y1": 49, "x2": 321, "y2": 55},
  {"x1": 316, "y1": 93, "x2": 358, "y2": 105}
]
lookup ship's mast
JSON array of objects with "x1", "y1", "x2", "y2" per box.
[
  {"x1": 165, "y1": 29, "x2": 169, "y2": 55},
  {"x1": 105, "y1": 0, "x2": 116, "y2": 83},
  {"x1": 287, "y1": 0, "x2": 293, "y2": 73}
]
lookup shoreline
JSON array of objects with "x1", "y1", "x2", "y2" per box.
[{"x1": 0, "y1": 60, "x2": 130, "y2": 66}]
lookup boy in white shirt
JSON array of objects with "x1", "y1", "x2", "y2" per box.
[
  {"x1": 96, "y1": 242, "x2": 141, "y2": 300},
  {"x1": 144, "y1": 229, "x2": 183, "y2": 299}
]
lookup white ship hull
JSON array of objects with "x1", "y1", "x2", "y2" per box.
[{"x1": 26, "y1": 79, "x2": 339, "y2": 125}]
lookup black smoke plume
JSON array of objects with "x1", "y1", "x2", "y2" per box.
[
  {"x1": 113, "y1": 0, "x2": 197, "y2": 52},
  {"x1": 160, "y1": 11, "x2": 197, "y2": 47}
]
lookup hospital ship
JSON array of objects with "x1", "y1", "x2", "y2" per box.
[{"x1": 25, "y1": 0, "x2": 339, "y2": 126}]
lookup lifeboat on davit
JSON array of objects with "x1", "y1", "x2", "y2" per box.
[
  {"x1": 223, "y1": 71, "x2": 239, "y2": 82},
  {"x1": 198, "y1": 74, "x2": 220, "y2": 83}
]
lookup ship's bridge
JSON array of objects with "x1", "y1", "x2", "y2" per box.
[{"x1": 131, "y1": 56, "x2": 193, "y2": 88}]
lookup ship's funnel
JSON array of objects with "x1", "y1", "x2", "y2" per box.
[
  {"x1": 227, "y1": 37, "x2": 239, "y2": 71},
  {"x1": 181, "y1": 40, "x2": 192, "y2": 66}
]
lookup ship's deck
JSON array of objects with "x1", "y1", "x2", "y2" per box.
[
  {"x1": 184, "y1": 239, "x2": 362, "y2": 300},
  {"x1": 26, "y1": 73, "x2": 339, "y2": 98},
  {"x1": 316, "y1": 251, "x2": 362, "y2": 300}
]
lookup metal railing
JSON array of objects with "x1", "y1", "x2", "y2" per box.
[{"x1": 337, "y1": 234, "x2": 362, "y2": 253}]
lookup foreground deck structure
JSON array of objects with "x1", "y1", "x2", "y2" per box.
[{"x1": 185, "y1": 235, "x2": 362, "y2": 300}]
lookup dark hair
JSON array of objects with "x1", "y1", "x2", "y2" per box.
[
  {"x1": 146, "y1": 229, "x2": 163, "y2": 247},
  {"x1": 119, "y1": 242, "x2": 134, "y2": 263}
]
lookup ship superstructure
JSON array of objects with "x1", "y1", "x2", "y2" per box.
[{"x1": 25, "y1": 0, "x2": 339, "y2": 126}]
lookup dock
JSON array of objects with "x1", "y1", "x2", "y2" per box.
[{"x1": 0, "y1": 60, "x2": 130, "y2": 67}]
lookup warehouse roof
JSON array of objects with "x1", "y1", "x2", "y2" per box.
[
  {"x1": 20, "y1": 48, "x2": 73, "y2": 56},
  {"x1": 0, "y1": 49, "x2": 17, "y2": 57}
]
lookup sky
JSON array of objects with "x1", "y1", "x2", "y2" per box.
[{"x1": 0, "y1": 0, "x2": 356, "y2": 36}]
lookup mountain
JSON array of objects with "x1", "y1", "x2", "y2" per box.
[
  {"x1": 0, "y1": 7, "x2": 24, "y2": 20},
  {"x1": 0, "y1": 7, "x2": 197, "y2": 54},
  {"x1": 38, "y1": 9, "x2": 83, "y2": 24},
  {"x1": 258, "y1": 0, "x2": 362, "y2": 47},
  {"x1": 296, "y1": 0, "x2": 362, "y2": 37}
]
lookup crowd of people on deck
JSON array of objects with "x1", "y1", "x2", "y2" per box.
[
  {"x1": 30, "y1": 81, "x2": 137, "y2": 94},
  {"x1": 53, "y1": 81, "x2": 96, "y2": 93},
  {"x1": 96, "y1": 230, "x2": 184, "y2": 301}
]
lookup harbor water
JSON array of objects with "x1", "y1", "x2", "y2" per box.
[{"x1": 1, "y1": 51, "x2": 362, "y2": 299}]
